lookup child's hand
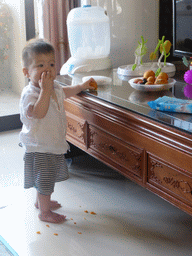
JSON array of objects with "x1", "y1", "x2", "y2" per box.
[
  {"x1": 81, "y1": 78, "x2": 97, "y2": 91},
  {"x1": 39, "y1": 71, "x2": 54, "y2": 93}
]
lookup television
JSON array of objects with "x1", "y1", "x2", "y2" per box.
[{"x1": 173, "y1": 0, "x2": 192, "y2": 58}]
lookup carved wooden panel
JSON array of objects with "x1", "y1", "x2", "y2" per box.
[
  {"x1": 66, "y1": 113, "x2": 87, "y2": 147},
  {"x1": 61, "y1": 92, "x2": 192, "y2": 216},
  {"x1": 88, "y1": 125, "x2": 143, "y2": 178},
  {"x1": 148, "y1": 155, "x2": 192, "y2": 206}
]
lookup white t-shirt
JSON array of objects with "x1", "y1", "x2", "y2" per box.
[{"x1": 19, "y1": 81, "x2": 70, "y2": 154}]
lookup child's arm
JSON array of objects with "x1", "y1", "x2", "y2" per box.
[
  {"x1": 28, "y1": 71, "x2": 54, "y2": 119},
  {"x1": 62, "y1": 78, "x2": 97, "y2": 99}
]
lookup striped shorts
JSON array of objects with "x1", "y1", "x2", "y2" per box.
[{"x1": 24, "y1": 152, "x2": 69, "y2": 195}]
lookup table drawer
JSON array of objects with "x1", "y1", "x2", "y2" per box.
[
  {"x1": 66, "y1": 113, "x2": 87, "y2": 147},
  {"x1": 148, "y1": 154, "x2": 192, "y2": 206},
  {"x1": 88, "y1": 125, "x2": 144, "y2": 178}
]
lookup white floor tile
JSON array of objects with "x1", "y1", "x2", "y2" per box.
[
  {"x1": 0, "y1": 130, "x2": 192, "y2": 256},
  {"x1": 0, "y1": 89, "x2": 20, "y2": 116}
]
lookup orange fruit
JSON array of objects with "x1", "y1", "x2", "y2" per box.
[
  {"x1": 154, "y1": 78, "x2": 168, "y2": 85},
  {"x1": 156, "y1": 72, "x2": 168, "y2": 80},
  {"x1": 143, "y1": 70, "x2": 155, "y2": 79},
  {"x1": 147, "y1": 76, "x2": 155, "y2": 84},
  {"x1": 160, "y1": 40, "x2": 172, "y2": 54},
  {"x1": 150, "y1": 52, "x2": 156, "y2": 61},
  {"x1": 90, "y1": 81, "x2": 98, "y2": 90}
]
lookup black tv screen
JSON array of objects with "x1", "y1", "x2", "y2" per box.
[{"x1": 173, "y1": 0, "x2": 192, "y2": 58}]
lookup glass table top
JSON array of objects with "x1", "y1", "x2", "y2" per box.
[{"x1": 56, "y1": 69, "x2": 192, "y2": 134}]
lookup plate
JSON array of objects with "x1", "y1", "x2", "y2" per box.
[
  {"x1": 117, "y1": 62, "x2": 176, "y2": 77},
  {"x1": 128, "y1": 77, "x2": 176, "y2": 91},
  {"x1": 82, "y1": 76, "x2": 112, "y2": 85}
]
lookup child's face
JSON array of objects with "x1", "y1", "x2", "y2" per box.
[{"x1": 23, "y1": 52, "x2": 56, "y2": 87}]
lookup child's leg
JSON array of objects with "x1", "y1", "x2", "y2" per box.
[
  {"x1": 37, "y1": 192, "x2": 66, "y2": 223},
  {"x1": 35, "y1": 194, "x2": 61, "y2": 210}
]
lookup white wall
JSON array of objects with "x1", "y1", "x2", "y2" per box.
[
  {"x1": 2, "y1": 0, "x2": 26, "y2": 94},
  {"x1": 92, "y1": 0, "x2": 159, "y2": 68},
  {"x1": 1, "y1": 0, "x2": 159, "y2": 93}
]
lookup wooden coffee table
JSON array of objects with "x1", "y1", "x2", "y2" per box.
[{"x1": 56, "y1": 69, "x2": 192, "y2": 216}]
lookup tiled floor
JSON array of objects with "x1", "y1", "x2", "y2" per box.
[
  {"x1": 0, "y1": 89, "x2": 20, "y2": 116},
  {"x1": 0, "y1": 130, "x2": 192, "y2": 256}
]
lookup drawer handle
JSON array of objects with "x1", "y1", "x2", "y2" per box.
[{"x1": 109, "y1": 145, "x2": 117, "y2": 154}]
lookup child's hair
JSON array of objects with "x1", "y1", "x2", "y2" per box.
[{"x1": 22, "y1": 38, "x2": 55, "y2": 68}]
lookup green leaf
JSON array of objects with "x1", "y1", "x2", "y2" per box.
[
  {"x1": 155, "y1": 68, "x2": 161, "y2": 77},
  {"x1": 132, "y1": 64, "x2": 137, "y2": 71}
]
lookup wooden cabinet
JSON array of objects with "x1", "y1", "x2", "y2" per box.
[
  {"x1": 148, "y1": 154, "x2": 192, "y2": 213},
  {"x1": 88, "y1": 124, "x2": 144, "y2": 180},
  {"x1": 63, "y1": 92, "x2": 192, "y2": 216},
  {"x1": 66, "y1": 112, "x2": 87, "y2": 149}
]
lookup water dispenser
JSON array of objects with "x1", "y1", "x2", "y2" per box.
[{"x1": 60, "y1": 0, "x2": 112, "y2": 75}]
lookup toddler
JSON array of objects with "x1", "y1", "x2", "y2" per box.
[{"x1": 19, "y1": 38, "x2": 96, "y2": 223}]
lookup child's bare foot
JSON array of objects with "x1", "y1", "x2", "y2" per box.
[
  {"x1": 35, "y1": 200, "x2": 61, "y2": 210},
  {"x1": 38, "y1": 211, "x2": 66, "y2": 223}
]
